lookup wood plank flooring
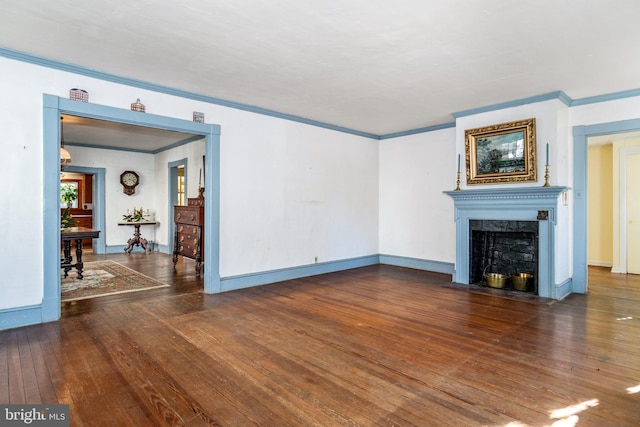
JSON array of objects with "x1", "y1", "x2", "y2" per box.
[{"x1": 1, "y1": 254, "x2": 639, "y2": 426}]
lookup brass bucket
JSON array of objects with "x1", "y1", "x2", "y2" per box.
[
  {"x1": 485, "y1": 273, "x2": 509, "y2": 289},
  {"x1": 512, "y1": 273, "x2": 533, "y2": 291}
]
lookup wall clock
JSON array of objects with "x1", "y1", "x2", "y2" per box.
[{"x1": 120, "y1": 170, "x2": 139, "y2": 195}]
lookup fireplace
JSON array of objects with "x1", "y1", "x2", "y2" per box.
[
  {"x1": 469, "y1": 220, "x2": 538, "y2": 293},
  {"x1": 444, "y1": 186, "x2": 570, "y2": 299}
]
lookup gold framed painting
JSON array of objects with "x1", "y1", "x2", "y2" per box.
[{"x1": 465, "y1": 118, "x2": 537, "y2": 185}]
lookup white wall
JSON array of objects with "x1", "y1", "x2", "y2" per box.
[
  {"x1": 455, "y1": 100, "x2": 569, "y2": 189},
  {"x1": 569, "y1": 97, "x2": 640, "y2": 128},
  {"x1": 379, "y1": 99, "x2": 577, "y2": 279},
  {"x1": 2, "y1": 52, "x2": 640, "y2": 314},
  {"x1": 69, "y1": 138, "x2": 206, "y2": 251},
  {"x1": 220, "y1": 113, "x2": 379, "y2": 276},
  {"x1": 154, "y1": 138, "x2": 205, "y2": 247},
  {"x1": 0, "y1": 56, "x2": 378, "y2": 310},
  {"x1": 587, "y1": 143, "x2": 613, "y2": 267},
  {"x1": 379, "y1": 128, "x2": 456, "y2": 263},
  {"x1": 70, "y1": 146, "x2": 156, "y2": 247},
  {"x1": 455, "y1": 100, "x2": 574, "y2": 283}
]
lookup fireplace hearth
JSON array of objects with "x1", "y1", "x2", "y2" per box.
[
  {"x1": 444, "y1": 186, "x2": 570, "y2": 299},
  {"x1": 469, "y1": 220, "x2": 538, "y2": 293}
]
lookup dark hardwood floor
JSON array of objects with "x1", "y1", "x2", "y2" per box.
[{"x1": 2, "y1": 254, "x2": 639, "y2": 426}]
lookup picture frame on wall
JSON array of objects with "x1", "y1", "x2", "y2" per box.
[{"x1": 465, "y1": 118, "x2": 537, "y2": 185}]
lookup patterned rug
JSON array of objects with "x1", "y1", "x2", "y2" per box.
[{"x1": 61, "y1": 260, "x2": 170, "y2": 301}]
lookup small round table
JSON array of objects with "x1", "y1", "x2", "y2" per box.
[{"x1": 118, "y1": 221, "x2": 158, "y2": 253}]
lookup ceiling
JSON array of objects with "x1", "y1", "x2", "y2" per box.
[
  {"x1": 61, "y1": 115, "x2": 201, "y2": 152},
  {"x1": 2, "y1": 0, "x2": 640, "y2": 142}
]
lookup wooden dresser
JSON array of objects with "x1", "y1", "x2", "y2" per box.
[{"x1": 172, "y1": 196, "x2": 204, "y2": 275}]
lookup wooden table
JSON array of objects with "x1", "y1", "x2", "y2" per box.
[
  {"x1": 118, "y1": 221, "x2": 158, "y2": 253},
  {"x1": 61, "y1": 227, "x2": 100, "y2": 279}
]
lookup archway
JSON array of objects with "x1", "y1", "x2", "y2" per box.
[
  {"x1": 573, "y1": 118, "x2": 640, "y2": 293},
  {"x1": 42, "y1": 94, "x2": 221, "y2": 322}
]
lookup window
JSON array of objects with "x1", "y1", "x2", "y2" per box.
[
  {"x1": 177, "y1": 166, "x2": 185, "y2": 205},
  {"x1": 60, "y1": 182, "x2": 79, "y2": 208}
]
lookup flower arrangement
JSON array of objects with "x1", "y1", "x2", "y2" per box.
[
  {"x1": 122, "y1": 207, "x2": 149, "y2": 222},
  {"x1": 61, "y1": 206, "x2": 77, "y2": 229}
]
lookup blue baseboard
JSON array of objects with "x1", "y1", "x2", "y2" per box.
[
  {"x1": 220, "y1": 255, "x2": 380, "y2": 292},
  {"x1": 105, "y1": 244, "x2": 169, "y2": 254},
  {"x1": 379, "y1": 254, "x2": 455, "y2": 275},
  {"x1": 1, "y1": 254, "x2": 457, "y2": 330},
  {"x1": 0, "y1": 304, "x2": 44, "y2": 331},
  {"x1": 555, "y1": 277, "x2": 573, "y2": 300}
]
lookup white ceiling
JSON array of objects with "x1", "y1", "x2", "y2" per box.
[
  {"x1": 2, "y1": 0, "x2": 640, "y2": 139},
  {"x1": 61, "y1": 114, "x2": 201, "y2": 152}
]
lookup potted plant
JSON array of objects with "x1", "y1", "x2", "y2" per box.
[
  {"x1": 60, "y1": 183, "x2": 78, "y2": 208},
  {"x1": 61, "y1": 207, "x2": 77, "y2": 229},
  {"x1": 122, "y1": 207, "x2": 147, "y2": 222}
]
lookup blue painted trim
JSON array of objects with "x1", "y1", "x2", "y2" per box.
[
  {"x1": 40, "y1": 95, "x2": 221, "y2": 324},
  {"x1": 220, "y1": 255, "x2": 380, "y2": 292},
  {"x1": 66, "y1": 135, "x2": 204, "y2": 155},
  {"x1": 153, "y1": 136, "x2": 205, "y2": 154},
  {"x1": 43, "y1": 97, "x2": 62, "y2": 323},
  {"x1": 203, "y1": 131, "x2": 221, "y2": 292},
  {"x1": 571, "y1": 88, "x2": 640, "y2": 107},
  {"x1": 5, "y1": 46, "x2": 640, "y2": 141},
  {"x1": 0, "y1": 305, "x2": 44, "y2": 331},
  {"x1": 557, "y1": 91, "x2": 573, "y2": 106},
  {"x1": 555, "y1": 277, "x2": 573, "y2": 301},
  {"x1": 156, "y1": 244, "x2": 171, "y2": 253},
  {"x1": 379, "y1": 254, "x2": 454, "y2": 275},
  {"x1": 0, "y1": 46, "x2": 378, "y2": 140},
  {"x1": 105, "y1": 244, "x2": 168, "y2": 254},
  {"x1": 1, "y1": 251, "x2": 470, "y2": 330},
  {"x1": 572, "y1": 126, "x2": 588, "y2": 294},
  {"x1": 444, "y1": 186, "x2": 569, "y2": 299},
  {"x1": 56, "y1": 97, "x2": 221, "y2": 135},
  {"x1": 64, "y1": 142, "x2": 155, "y2": 154},
  {"x1": 379, "y1": 122, "x2": 456, "y2": 140},
  {"x1": 64, "y1": 135, "x2": 204, "y2": 154},
  {"x1": 6, "y1": 47, "x2": 640, "y2": 142},
  {"x1": 106, "y1": 245, "x2": 150, "y2": 254},
  {"x1": 444, "y1": 186, "x2": 568, "y2": 201},
  {"x1": 572, "y1": 118, "x2": 640, "y2": 294},
  {"x1": 452, "y1": 91, "x2": 571, "y2": 118}
]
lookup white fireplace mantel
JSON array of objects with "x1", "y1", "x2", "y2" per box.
[{"x1": 444, "y1": 186, "x2": 570, "y2": 299}]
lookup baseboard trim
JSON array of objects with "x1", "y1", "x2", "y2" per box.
[
  {"x1": 105, "y1": 244, "x2": 169, "y2": 254},
  {"x1": 0, "y1": 304, "x2": 44, "y2": 331},
  {"x1": 220, "y1": 255, "x2": 380, "y2": 292},
  {"x1": 588, "y1": 260, "x2": 613, "y2": 268},
  {"x1": 555, "y1": 277, "x2": 574, "y2": 299},
  {"x1": 379, "y1": 254, "x2": 455, "y2": 275},
  {"x1": 0, "y1": 254, "x2": 474, "y2": 330}
]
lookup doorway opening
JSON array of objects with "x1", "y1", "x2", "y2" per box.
[
  {"x1": 574, "y1": 118, "x2": 640, "y2": 293},
  {"x1": 587, "y1": 131, "x2": 640, "y2": 275},
  {"x1": 60, "y1": 171, "x2": 95, "y2": 250},
  {"x1": 42, "y1": 94, "x2": 221, "y2": 323}
]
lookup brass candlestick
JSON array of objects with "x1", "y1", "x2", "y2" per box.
[
  {"x1": 543, "y1": 164, "x2": 550, "y2": 187},
  {"x1": 455, "y1": 171, "x2": 461, "y2": 191}
]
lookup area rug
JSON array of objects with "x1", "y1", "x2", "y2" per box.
[{"x1": 61, "y1": 260, "x2": 170, "y2": 301}]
